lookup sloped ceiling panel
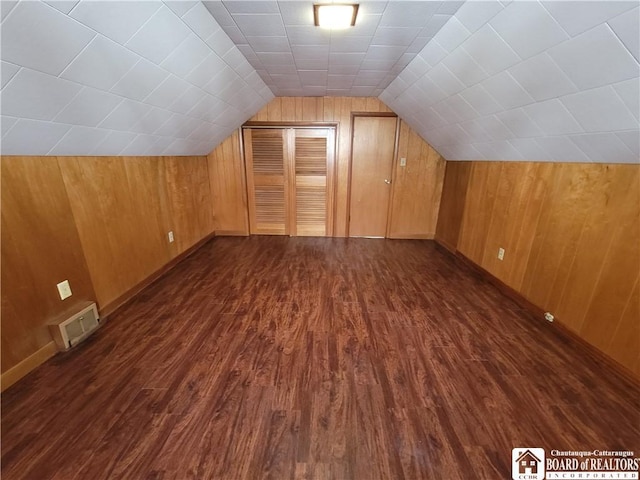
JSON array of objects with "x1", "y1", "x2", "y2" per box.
[
  {"x1": 380, "y1": 1, "x2": 640, "y2": 163},
  {"x1": 204, "y1": 0, "x2": 463, "y2": 97},
  {"x1": 0, "y1": 0, "x2": 273, "y2": 156}
]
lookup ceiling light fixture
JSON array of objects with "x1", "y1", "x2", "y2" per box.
[{"x1": 314, "y1": 4, "x2": 359, "y2": 29}]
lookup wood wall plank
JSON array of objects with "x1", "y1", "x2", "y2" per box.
[
  {"x1": 435, "y1": 161, "x2": 471, "y2": 251},
  {"x1": 388, "y1": 121, "x2": 445, "y2": 239},
  {"x1": 207, "y1": 131, "x2": 249, "y2": 235},
  {"x1": 444, "y1": 161, "x2": 640, "y2": 375},
  {"x1": 1, "y1": 157, "x2": 96, "y2": 373},
  {"x1": 165, "y1": 156, "x2": 214, "y2": 253}
]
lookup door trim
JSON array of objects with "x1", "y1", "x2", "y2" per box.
[{"x1": 346, "y1": 113, "x2": 399, "y2": 238}]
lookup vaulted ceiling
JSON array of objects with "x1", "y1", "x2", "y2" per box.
[{"x1": 1, "y1": 0, "x2": 638, "y2": 163}]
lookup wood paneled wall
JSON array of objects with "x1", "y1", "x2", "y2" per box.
[
  {"x1": 389, "y1": 121, "x2": 446, "y2": 239},
  {"x1": 207, "y1": 131, "x2": 249, "y2": 235},
  {"x1": 1, "y1": 157, "x2": 96, "y2": 376},
  {"x1": 1, "y1": 155, "x2": 214, "y2": 376},
  {"x1": 208, "y1": 97, "x2": 445, "y2": 238},
  {"x1": 435, "y1": 161, "x2": 471, "y2": 251},
  {"x1": 437, "y1": 161, "x2": 640, "y2": 375}
]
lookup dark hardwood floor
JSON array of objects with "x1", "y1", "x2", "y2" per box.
[{"x1": 2, "y1": 237, "x2": 639, "y2": 479}]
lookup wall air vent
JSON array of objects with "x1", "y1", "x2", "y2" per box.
[{"x1": 48, "y1": 302, "x2": 100, "y2": 351}]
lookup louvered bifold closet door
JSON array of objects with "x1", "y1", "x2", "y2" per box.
[
  {"x1": 244, "y1": 129, "x2": 290, "y2": 235},
  {"x1": 291, "y1": 128, "x2": 335, "y2": 236}
]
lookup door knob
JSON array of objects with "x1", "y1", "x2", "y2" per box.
[{"x1": 384, "y1": 179, "x2": 391, "y2": 184}]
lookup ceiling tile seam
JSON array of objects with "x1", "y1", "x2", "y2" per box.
[
  {"x1": 603, "y1": 20, "x2": 640, "y2": 66},
  {"x1": 1, "y1": 116, "x2": 20, "y2": 139},
  {"x1": 608, "y1": 85, "x2": 640, "y2": 122}
]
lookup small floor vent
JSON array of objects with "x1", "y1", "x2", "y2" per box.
[{"x1": 49, "y1": 302, "x2": 100, "y2": 351}]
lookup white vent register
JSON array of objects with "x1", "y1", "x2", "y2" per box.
[{"x1": 48, "y1": 302, "x2": 100, "y2": 351}]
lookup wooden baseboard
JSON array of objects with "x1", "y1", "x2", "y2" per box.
[
  {"x1": 388, "y1": 233, "x2": 435, "y2": 240},
  {"x1": 214, "y1": 230, "x2": 249, "y2": 236},
  {"x1": 1, "y1": 342, "x2": 58, "y2": 392},
  {"x1": 100, "y1": 232, "x2": 216, "y2": 318},
  {"x1": 434, "y1": 239, "x2": 639, "y2": 384}
]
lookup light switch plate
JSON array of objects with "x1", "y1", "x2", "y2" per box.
[
  {"x1": 400, "y1": 157, "x2": 407, "y2": 166},
  {"x1": 168, "y1": 231, "x2": 174, "y2": 243},
  {"x1": 57, "y1": 280, "x2": 72, "y2": 300}
]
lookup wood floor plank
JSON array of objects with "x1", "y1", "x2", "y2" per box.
[{"x1": 2, "y1": 237, "x2": 639, "y2": 479}]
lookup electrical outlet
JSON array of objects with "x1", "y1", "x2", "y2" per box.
[
  {"x1": 544, "y1": 312, "x2": 554, "y2": 322},
  {"x1": 57, "y1": 280, "x2": 72, "y2": 300},
  {"x1": 168, "y1": 231, "x2": 174, "y2": 243},
  {"x1": 400, "y1": 157, "x2": 407, "y2": 167},
  {"x1": 497, "y1": 247, "x2": 505, "y2": 261}
]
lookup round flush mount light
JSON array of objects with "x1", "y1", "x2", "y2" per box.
[{"x1": 314, "y1": 4, "x2": 359, "y2": 29}]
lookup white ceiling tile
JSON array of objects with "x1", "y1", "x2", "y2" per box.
[
  {"x1": 372, "y1": 27, "x2": 421, "y2": 47},
  {"x1": 0, "y1": 1, "x2": 95, "y2": 76},
  {"x1": 479, "y1": 115, "x2": 514, "y2": 141},
  {"x1": 613, "y1": 79, "x2": 640, "y2": 121},
  {"x1": 431, "y1": 101, "x2": 459, "y2": 125},
  {"x1": 496, "y1": 108, "x2": 544, "y2": 138},
  {"x1": 1, "y1": 116, "x2": 18, "y2": 137},
  {"x1": 351, "y1": 14, "x2": 383, "y2": 36},
  {"x1": 70, "y1": 1, "x2": 161, "y2": 45},
  {"x1": 220, "y1": 25, "x2": 247, "y2": 44},
  {"x1": 188, "y1": 96, "x2": 227, "y2": 122},
  {"x1": 381, "y1": 2, "x2": 441, "y2": 28},
  {"x1": 534, "y1": 136, "x2": 591, "y2": 162},
  {"x1": 126, "y1": 6, "x2": 192, "y2": 65},
  {"x1": 2, "y1": 68, "x2": 82, "y2": 121},
  {"x1": 433, "y1": 17, "x2": 471, "y2": 53},
  {"x1": 328, "y1": 75, "x2": 355, "y2": 89},
  {"x1": 441, "y1": 47, "x2": 489, "y2": 87},
  {"x1": 224, "y1": 1, "x2": 279, "y2": 14},
  {"x1": 285, "y1": 26, "x2": 331, "y2": 46},
  {"x1": 524, "y1": 99, "x2": 584, "y2": 136},
  {"x1": 460, "y1": 25, "x2": 521, "y2": 76},
  {"x1": 181, "y1": 2, "x2": 221, "y2": 40},
  {"x1": 233, "y1": 14, "x2": 286, "y2": 36},
  {"x1": 44, "y1": 1, "x2": 79, "y2": 15},
  {"x1": 490, "y1": 1, "x2": 569, "y2": 60},
  {"x1": 616, "y1": 131, "x2": 640, "y2": 156},
  {"x1": 205, "y1": 28, "x2": 236, "y2": 57},
  {"x1": 459, "y1": 83, "x2": 502, "y2": 115},
  {"x1": 508, "y1": 53, "x2": 577, "y2": 101},
  {"x1": 298, "y1": 70, "x2": 328, "y2": 86},
  {"x1": 561, "y1": 85, "x2": 638, "y2": 132},
  {"x1": 246, "y1": 36, "x2": 291, "y2": 53},
  {"x1": 118, "y1": 134, "x2": 159, "y2": 156},
  {"x1": 1, "y1": 61, "x2": 20, "y2": 89},
  {"x1": 420, "y1": 14, "x2": 451, "y2": 37},
  {"x1": 129, "y1": 106, "x2": 173, "y2": 134},
  {"x1": 144, "y1": 75, "x2": 192, "y2": 109},
  {"x1": 202, "y1": 1, "x2": 235, "y2": 26},
  {"x1": 455, "y1": 1, "x2": 504, "y2": 33},
  {"x1": 167, "y1": 86, "x2": 208, "y2": 115},
  {"x1": 607, "y1": 7, "x2": 640, "y2": 63},
  {"x1": 329, "y1": 53, "x2": 366, "y2": 66},
  {"x1": 547, "y1": 24, "x2": 639, "y2": 90},
  {"x1": 110, "y1": 59, "x2": 168, "y2": 101},
  {"x1": 89, "y1": 130, "x2": 137, "y2": 155},
  {"x1": 569, "y1": 132, "x2": 636, "y2": 163},
  {"x1": 163, "y1": 1, "x2": 198, "y2": 17},
  {"x1": 60, "y1": 36, "x2": 139, "y2": 91},
  {"x1": 54, "y1": 88, "x2": 123, "y2": 127},
  {"x1": 98, "y1": 99, "x2": 152, "y2": 131},
  {"x1": 328, "y1": 64, "x2": 360, "y2": 75},
  {"x1": 265, "y1": 64, "x2": 299, "y2": 75},
  {"x1": 446, "y1": 95, "x2": 479, "y2": 122},
  {"x1": 292, "y1": 45, "x2": 330, "y2": 58},
  {"x1": 481, "y1": 71, "x2": 534, "y2": 110},
  {"x1": 257, "y1": 52, "x2": 295, "y2": 65},
  {"x1": 405, "y1": 36, "x2": 431, "y2": 54},
  {"x1": 360, "y1": 58, "x2": 398, "y2": 70},
  {"x1": 427, "y1": 63, "x2": 465, "y2": 96},
  {"x1": 278, "y1": 1, "x2": 313, "y2": 26},
  {"x1": 331, "y1": 36, "x2": 374, "y2": 53},
  {"x1": 349, "y1": 86, "x2": 377, "y2": 96},
  {"x1": 417, "y1": 40, "x2": 448, "y2": 67},
  {"x1": 1, "y1": 119, "x2": 71, "y2": 155},
  {"x1": 437, "y1": 1, "x2": 464, "y2": 15},
  {"x1": 541, "y1": 1, "x2": 635, "y2": 37},
  {"x1": 49, "y1": 126, "x2": 110, "y2": 155},
  {"x1": 508, "y1": 137, "x2": 550, "y2": 160},
  {"x1": 185, "y1": 53, "x2": 228, "y2": 88},
  {"x1": 161, "y1": 34, "x2": 212, "y2": 77}
]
